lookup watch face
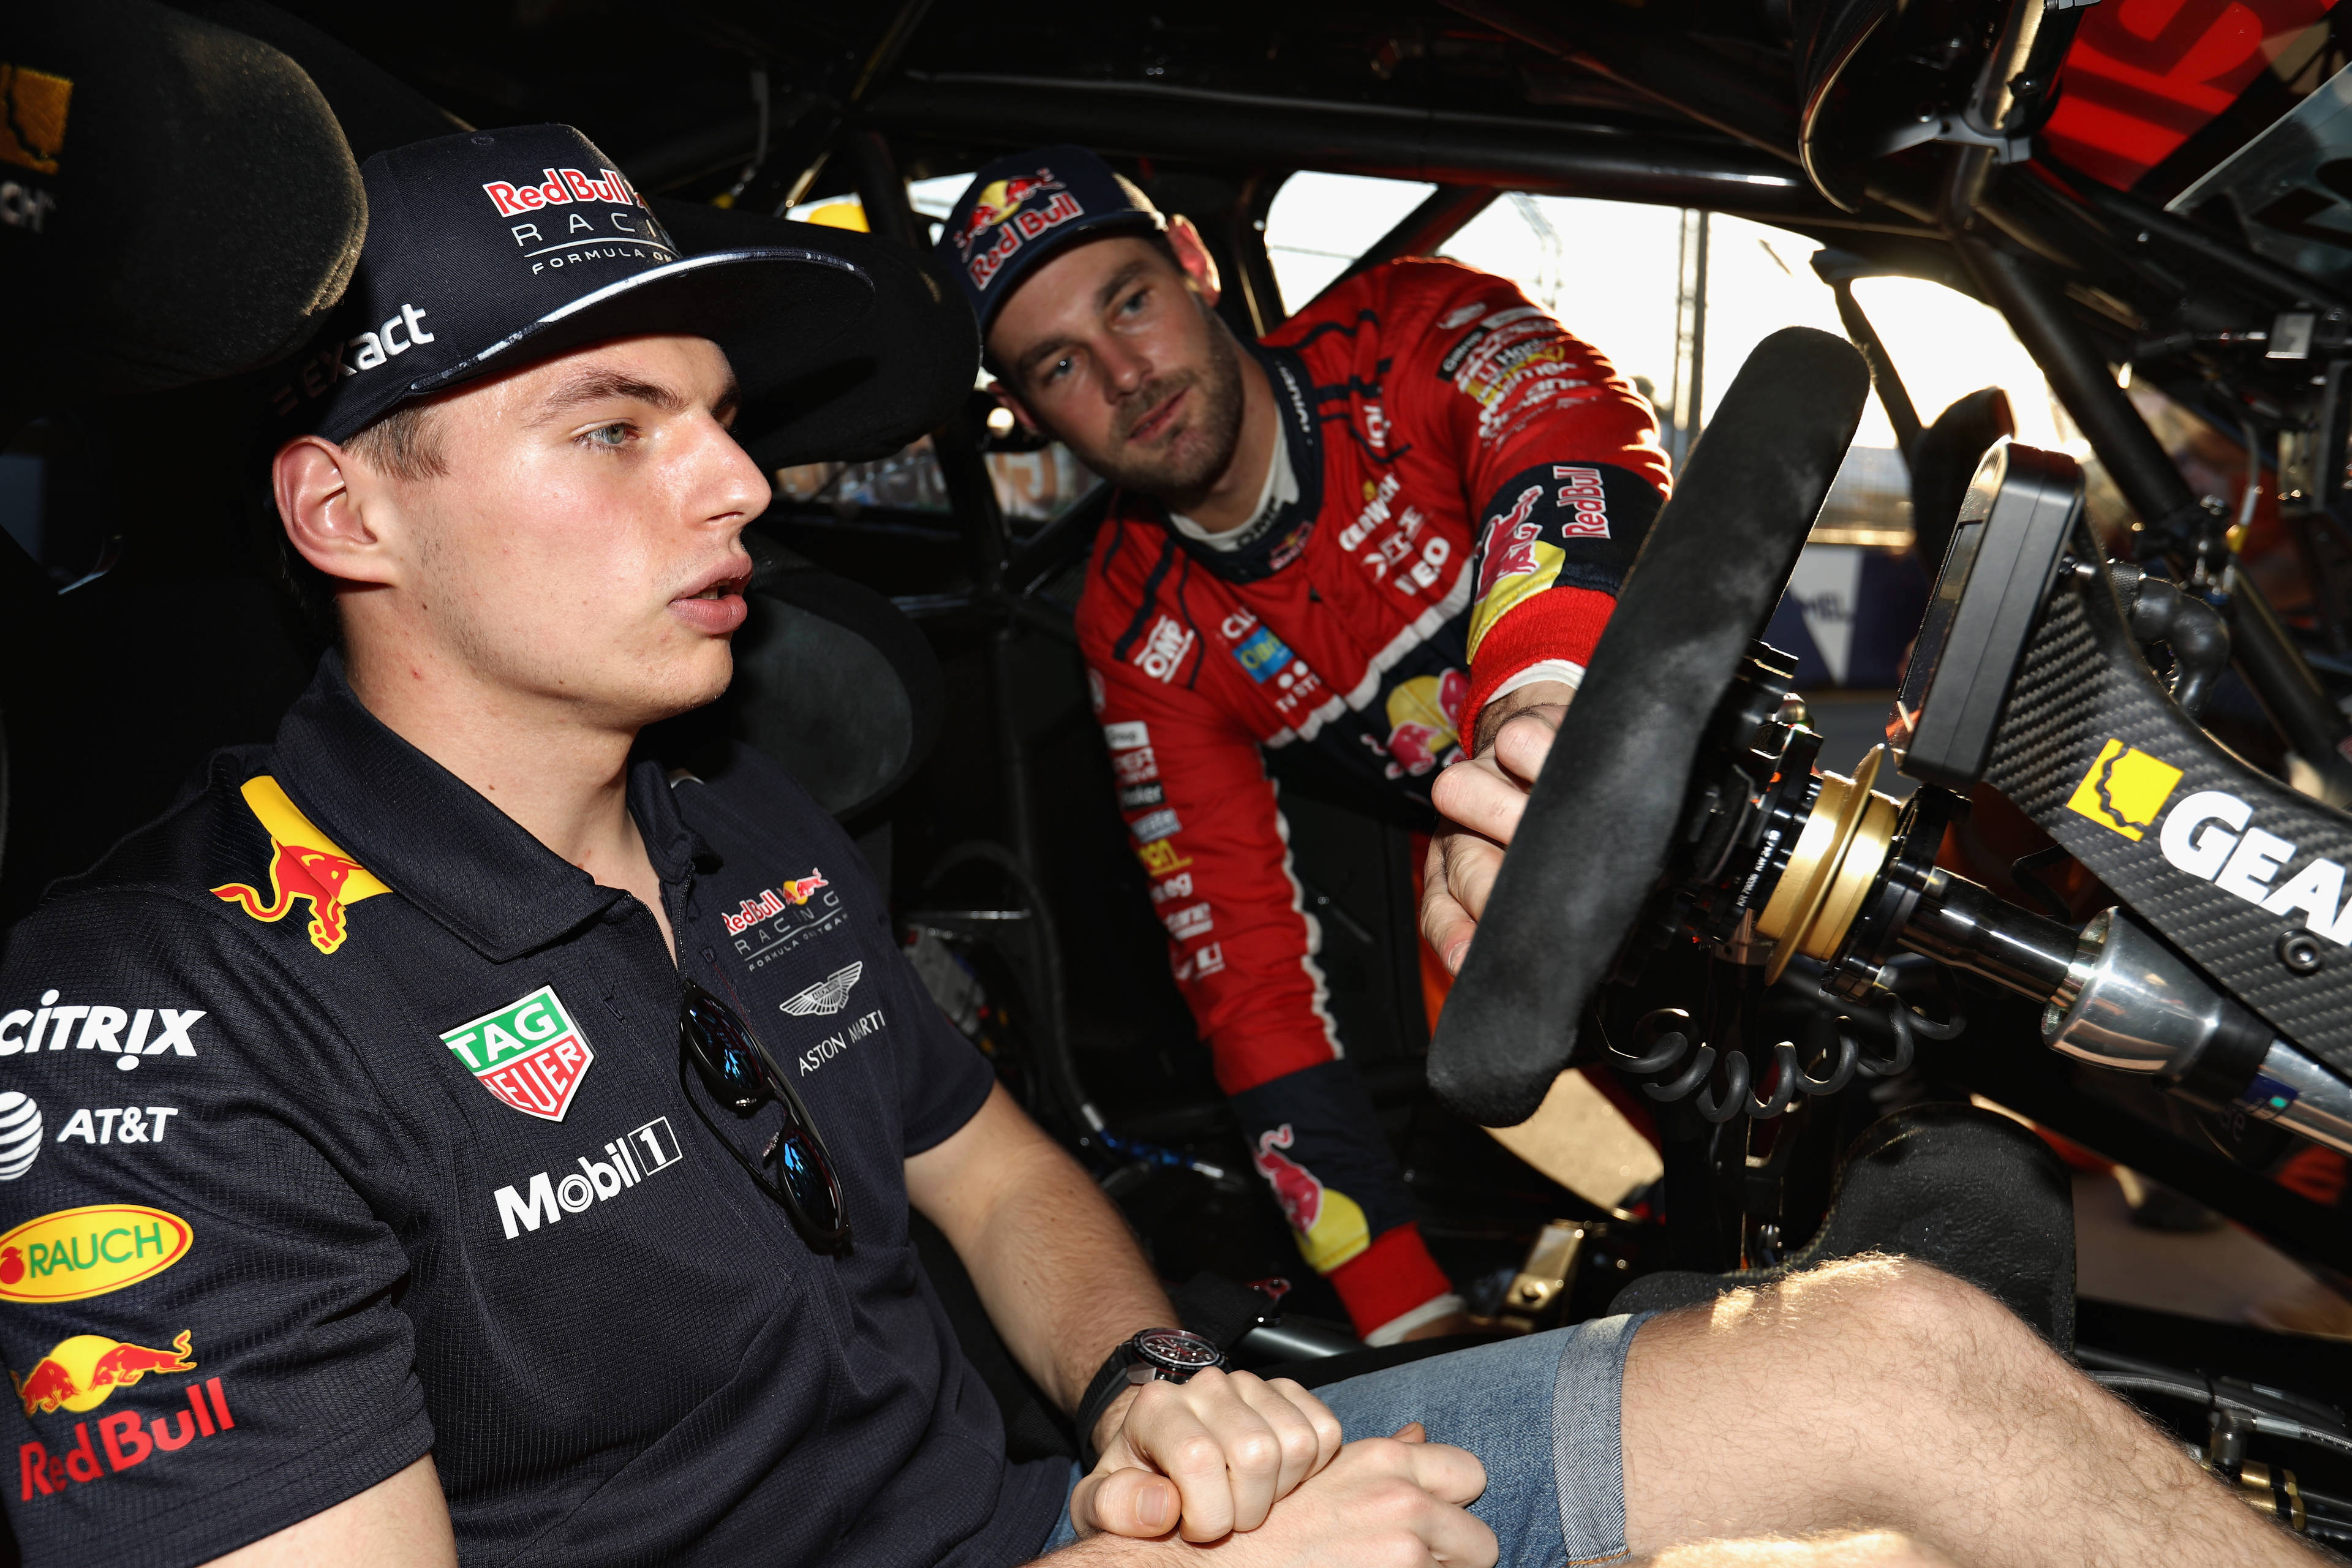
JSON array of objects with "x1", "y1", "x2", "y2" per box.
[{"x1": 1134, "y1": 1328, "x2": 1223, "y2": 1373}]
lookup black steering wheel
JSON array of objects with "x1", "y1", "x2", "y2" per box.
[{"x1": 1428, "y1": 328, "x2": 1871, "y2": 1127}]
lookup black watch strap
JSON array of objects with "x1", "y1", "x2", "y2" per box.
[
  {"x1": 1074, "y1": 1327, "x2": 1227, "y2": 1469},
  {"x1": 1073, "y1": 1344, "x2": 1139, "y2": 1471}
]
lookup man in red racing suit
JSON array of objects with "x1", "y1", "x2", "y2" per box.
[{"x1": 942, "y1": 147, "x2": 1669, "y2": 1342}]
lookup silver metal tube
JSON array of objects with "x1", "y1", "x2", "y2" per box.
[
  {"x1": 2237, "y1": 1042, "x2": 2352, "y2": 1158},
  {"x1": 2040, "y1": 910, "x2": 2258, "y2": 1080}
]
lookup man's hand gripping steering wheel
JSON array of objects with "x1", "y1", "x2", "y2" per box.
[{"x1": 1423, "y1": 695, "x2": 1568, "y2": 974}]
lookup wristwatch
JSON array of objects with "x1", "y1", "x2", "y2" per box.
[
  {"x1": 1120, "y1": 1327, "x2": 1224, "y2": 1385},
  {"x1": 1075, "y1": 1327, "x2": 1226, "y2": 1468}
]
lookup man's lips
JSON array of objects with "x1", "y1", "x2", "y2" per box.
[
  {"x1": 1126, "y1": 385, "x2": 1188, "y2": 445},
  {"x1": 669, "y1": 563, "x2": 751, "y2": 635}
]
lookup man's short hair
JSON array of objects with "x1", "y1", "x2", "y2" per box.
[
  {"x1": 342, "y1": 402, "x2": 447, "y2": 484},
  {"x1": 274, "y1": 401, "x2": 447, "y2": 643}
]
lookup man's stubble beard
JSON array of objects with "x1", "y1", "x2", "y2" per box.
[
  {"x1": 403, "y1": 517, "x2": 736, "y2": 731},
  {"x1": 1096, "y1": 307, "x2": 1246, "y2": 510}
]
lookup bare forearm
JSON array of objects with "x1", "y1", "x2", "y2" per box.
[
  {"x1": 203, "y1": 1453, "x2": 454, "y2": 1566},
  {"x1": 908, "y1": 1085, "x2": 1174, "y2": 1416},
  {"x1": 962, "y1": 1131, "x2": 1174, "y2": 1411}
]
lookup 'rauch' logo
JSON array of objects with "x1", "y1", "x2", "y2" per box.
[
  {"x1": 441, "y1": 986, "x2": 595, "y2": 1123},
  {"x1": 0, "y1": 1205, "x2": 192, "y2": 1303}
]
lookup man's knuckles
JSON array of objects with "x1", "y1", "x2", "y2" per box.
[
  {"x1": 1163, "y1": 1431, "x2": 1230, "y2": 1480},
  {"x1": 1224, "y1": 1428, "x2": 1285, "y2": 1477}
]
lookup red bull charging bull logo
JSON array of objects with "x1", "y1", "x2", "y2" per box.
[
  {"x1": 12, "y1": 1330, "x2": 195, "y2": 1418},
  {"x1": 952, "y1": 168, "x2": 1086, "y2": 291},
  {"x1": 1250, "y1": 1126, "x2": 1371, "y2": 1274},
  {"x1": 209, "y1": 777, "x2": 389, "y2": 955},
  {"x1": 723, "y1": 868, "x2": 831, "y2": 936},
  {"x1": 440, "y1": 984, "x2": 596, "y2": 1123}
]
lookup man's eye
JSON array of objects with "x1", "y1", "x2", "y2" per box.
[
  {"x1": 1120, "y1": 289, "x2": 1148, "y2": 316},
  {"x1": 583, "y1": 422, "x2": 631, "y2": 450},
  {"x1": 1043, "y1": 357, "x2": 1074, "y2": 383}
]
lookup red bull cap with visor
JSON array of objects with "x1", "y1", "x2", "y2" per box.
[
  {"x1": 937, "y1": 143, "x2": 1166, "y2": 343},
  {"x1": 273, "y1": 123, "x2": 878, "y2": 443}
]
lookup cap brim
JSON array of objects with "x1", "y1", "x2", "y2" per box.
[
  {"x1": 652, "y1": 201, "x2": 980, "y2": 469},
  {"x1": 383, "y1": 247, "x2": 877, "y2": 421}
]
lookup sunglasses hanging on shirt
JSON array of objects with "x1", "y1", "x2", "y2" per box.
[{"x1": 677, "y1": 977, "x2": 853, "y2": 1254}]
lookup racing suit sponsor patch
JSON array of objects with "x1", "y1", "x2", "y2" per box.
[
  {"x1": 1131, "y1": 808, "x2": 1183, "y2": 844},
  {"x1": 1133, "y1": 614, "x2": 1198, "y2": 683},
  {"x1": 1464, "y1": 461, "x2": 1659, "y2": 662}
]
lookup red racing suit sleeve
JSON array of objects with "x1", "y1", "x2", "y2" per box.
[
  {"x1": 1080, "y1": 575, "x2": 1453, "y2": 1336},
  {"x1": 1390, "y1": 263, "x2": 1675, "y2": 724}
]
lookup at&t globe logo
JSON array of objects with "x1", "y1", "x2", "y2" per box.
[{"x1": 0, "y1": 1093, "x2": 40, "y2": 1180}]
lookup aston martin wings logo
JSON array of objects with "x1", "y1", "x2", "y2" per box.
[{"x1": 779, "y1": 962, "x2": 864, "y2": 1018}]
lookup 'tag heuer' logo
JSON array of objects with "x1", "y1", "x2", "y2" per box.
[
  {"x1": 441, "y1": 986, "x2": 595, "y2": 1123},
  {"x1": 0, "y1": 1205, "x2": 193, "y2": 1304},
  {"x1": 2067, "y1": 736, "x2": 2352, "y2": 945},
  {"x1": 12, "y1": 1332, "x2": 194, "y2": 1419},
  {"x1": 210, "y1": 777, "x2": 389, "y2": 955},
  {"x1": 481, "y1": 164, "x2": 645, "y2": 217}
]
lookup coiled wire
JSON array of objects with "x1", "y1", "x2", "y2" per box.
[{"x1": 1609, "y1": 990, "x2": 1964, "y2": 1123}]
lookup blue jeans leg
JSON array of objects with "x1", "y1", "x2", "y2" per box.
[{"x1": 1036, "y1": 1313, "x2": 1653, "y2": 1566}]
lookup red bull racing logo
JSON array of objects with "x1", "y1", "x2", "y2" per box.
[
  {"x1": 481, "y1": 165, "x2": 644, "y2": 217},
  {"x1": 209, "y1": 777, "x2": 388, "y2": 955},
  {"x1": 12, "y1": 1330, "x2": 195, "y2": 1418},
  {"x1": 18, "y1": 1375, "x2": 236, "y2": 1502},
  {"x1": 954, "y1": 168, "x2": 1085, "y2": 291},
  {"x1": 723, "y1": 869, "x2": 831, "y2": 935}
]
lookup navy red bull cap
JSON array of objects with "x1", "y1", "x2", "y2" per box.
[
  {"x1": 937, "y1": 144, "x2": 1164, "y2": 343},
  {"x1": 273, "y1": 123, "x2": 876, "y2": 443}
]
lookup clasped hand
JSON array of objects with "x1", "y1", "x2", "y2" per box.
[{"x1": 1069, "y1": 1370, "x2": 1491, "y2": 1563}]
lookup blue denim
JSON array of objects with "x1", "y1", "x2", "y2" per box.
[{"x1": 1036, "y1": 1312, "x2": 1654, "y2": 1564}]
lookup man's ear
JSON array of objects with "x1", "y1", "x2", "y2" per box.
[
  {"x1": 273, "y1": 437, "x2": 398, "y2": 587},
  {"x1": 1166, "y1": 216, "x2": 1223, "y2": 307},
  {"x1": 986, "y1": 380, "x2": 1046, "y2": 438}
]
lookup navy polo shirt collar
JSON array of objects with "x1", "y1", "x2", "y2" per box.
[{"x1": 270, "y1": 652, "x2": 710, "y2": 962}]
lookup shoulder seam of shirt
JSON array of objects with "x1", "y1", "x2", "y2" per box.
[
  {"x1": 1281, "y1": 306, "x2": 1381, "y2": 352},
  {"x1": 1109, "y1": 532, "x2": 1182, "y2": 664}
]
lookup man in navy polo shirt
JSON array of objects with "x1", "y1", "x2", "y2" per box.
[{"x1": 0, "y1": 123, "x2": 2320, "y2": 1568}]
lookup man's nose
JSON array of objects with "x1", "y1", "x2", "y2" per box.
[
  {"x1": 1099, "y1": 336, "x2": 1151, "y2": 397},
  {"x1": 693, "y1": 418, "x2": 770, "y2": 526}
]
